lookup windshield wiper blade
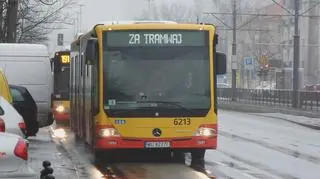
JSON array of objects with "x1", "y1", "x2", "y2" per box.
[
  {"x1": 107, "y1": 101, "x2": 199, "y2": 116},
  {"x1": 136, "y1": 100, "x2": 198, "y2": 115}
]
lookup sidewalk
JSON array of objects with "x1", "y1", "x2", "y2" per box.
[
  {"x1": 250, "y1": 113, "x2": 320, "y2": 130},
  {"x1": 28, "y1": 128, "x2": 78, "y2": 179},
  {"x1": 218, "y1": 101, "x2": 320, "y2": 118}
]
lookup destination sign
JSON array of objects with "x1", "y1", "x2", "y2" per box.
[
  {"x1": 60, "y1": 55, "x2": 70, "y2": 64},
  {"x1": 104, "y1": 30, "x2": 208, "y2": 47}
]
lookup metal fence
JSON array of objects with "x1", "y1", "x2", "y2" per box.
[{"x1": 217, "y1": 88, "x2": 320, "y2": 112}]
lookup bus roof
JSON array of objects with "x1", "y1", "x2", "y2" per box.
[
  {"x1": 73, "y1": 33, "x2": 84, "y2": 40},
  {"x1": 98, "y1": 20, "x2": 177, "y2": 25},
  {"x1": 0, "y1": 43, "x2": 49, "y2": 57}
]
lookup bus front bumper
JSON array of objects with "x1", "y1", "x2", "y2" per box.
[{"x1": 95, "y1": 136, "x2": 217, "y2": 150}]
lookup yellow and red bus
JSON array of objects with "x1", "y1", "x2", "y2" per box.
[
  {"x1": 50, "y1": 50, "x2": 71, "y2": 126},
  {"x1": 70, "y1": 21, "x2": 226, "y2": 164}
]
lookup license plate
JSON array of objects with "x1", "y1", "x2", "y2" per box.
[{"x1": 145, "y1": 142, "x2": 170, "y2": 148}]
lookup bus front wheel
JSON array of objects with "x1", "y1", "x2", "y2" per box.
[
  {"x1": 93, "y1": 150, "x2": 103, "y2": 165},
  {"x1": 191, "y1": 149, "x2": 205, "y2": 170},
  {"x1": 93, "y1": 149, "x2": 113, "y2": 165},
  {"x1": 172, "y1": 151, "x2": 185, "y2": 164}
]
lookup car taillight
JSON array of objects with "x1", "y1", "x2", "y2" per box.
[
  {"x1": 19, "y1": 122, "x2": 26, "y2": 130},
  {"x1": 0, "y1": 118, "x2": 5, "y2": 132},
  {"x1": 14, "y1": 138, "x2": 28, "y2": 160}
]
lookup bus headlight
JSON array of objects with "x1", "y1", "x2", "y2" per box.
[
  {"x1": 194, "y1": 127, "x2": 217, "y2": 137},
  {"x1": 55, "y1": 105, "x2": 65, "y2": 113},
  {"x1": 99, "y1": 128, "x2": 120, "y2": 137}
]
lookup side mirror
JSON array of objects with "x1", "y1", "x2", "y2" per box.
[
  {"x1": 216, "y1": 52, "x2": 227, "y2": 75},
  {"x1": 85, "y1": 38, "x2": 98, "y2": 65}
]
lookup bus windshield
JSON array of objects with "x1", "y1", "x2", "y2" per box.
[
  {"x1": 54, "y1": 67, "x2": 70, "y2": 99},
  {"x1": 103, "y1": 30, "x2": 211, "y2": 117}
]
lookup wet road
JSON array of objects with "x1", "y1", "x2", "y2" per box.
[
  {"x1": 54, "y1": 128, "x2": 212, "y2": 179},
  {"x1": 205, "y1": 110, "x2": 320, "y2": 179},
  {"x1": 47, "y1": 110, "x2": 320, "y2": 179},
  {"x1": 28, "y1": 128, "x2": 78, "y2": 178}
]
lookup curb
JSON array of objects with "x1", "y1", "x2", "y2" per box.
[
  {"x1": 249, "y1": 113, "x2": 320, "y2": 130},
  {"x1": 48, "y1": 126, "x2": 81, "y2": 178},
  {"x1": 218, "y1": 101, "x2": 320, "y2": 118},
  {"x1": 218, "y1": 102, "x2": 320, "y2": 130}
]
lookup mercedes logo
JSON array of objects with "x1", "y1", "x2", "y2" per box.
[{"x1": 152, "y1": 128, "x2": 162, "y2": 137}]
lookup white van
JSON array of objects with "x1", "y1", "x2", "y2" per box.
[{"x1": 0, "y1": 43, "x2": 53, "y2": 128}]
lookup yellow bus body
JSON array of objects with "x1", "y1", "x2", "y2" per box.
[{"x1": 71, "y1": 22, "x2": 218, "y2": 151}]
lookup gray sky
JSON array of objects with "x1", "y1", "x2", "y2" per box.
[
  {"x1": 46, "y1": 0, "x2": 272, "y2": 55},
  {"x1": 47, "y1": 0, "x2": 148, "y2": 54}
]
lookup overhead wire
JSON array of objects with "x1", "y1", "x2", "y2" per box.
[{"x1": 37, "y1": 0, "x2": 58, "y2": 6}]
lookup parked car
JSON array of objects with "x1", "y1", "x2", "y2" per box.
[
  {"x1": 0, "y1": 96, "x2": 26, "y2": 138},
  {"x1": 250, "y1": 82, "x2": 276, "y2": 97},
  {"x1": 0, "y1": 132, "x2": 36, "y2": 179},
  {"x1": 0, "y1": 43, "x2": 53, "y2": 128},
  {"x1": 10, "y1": 85, "x2": 39, "y2": 137},
  {"x1": 0, "y1": 115, "x2": 5, "y2": 132},
  {"x1": 217, "y1": 82, "x2": 231, "y2": 88}
]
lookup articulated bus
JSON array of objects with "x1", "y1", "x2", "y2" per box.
[
  {"x1": 50, "y1": 50, "x2": 71, "y2": 126},
  {"x1": 70, "y1": 21, "x2": 226, "y2": 164}
]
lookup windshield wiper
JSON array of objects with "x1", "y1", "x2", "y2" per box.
[
  {"x1": 137, "y1": 100, "x2": 199, "y2": 116},
  {"x1": 109, "y1": 100, "x2": 198, "y2": 116}
]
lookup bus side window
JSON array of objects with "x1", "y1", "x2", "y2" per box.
[
  {"x1": 71, "y1": 57, "x2": 74, "y2": 96},
  {"x1": 91, "y1": 54, "x2": 99, "y2": 115},
  {"x1": 80, "y1": 53, "x2": 84, "y2": 77},
  {"x1": 87, "y1": 63, "x2": 89, "y2": 77},
  {"x1": 85, "y1": 38, "x2": 99, "y2": 115},
  {"x1": 75, "y1": 55, "x2": 79, "y2": 92}
]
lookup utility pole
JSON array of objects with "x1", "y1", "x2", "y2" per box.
[
  {"x1": 79, "y1": 4, "x2": 84, "y2": 33},
  {"x1": 73, "y1": 17, "x2": 77, "y2": 37},
  {"x1": 231, "y1": 0, "x2": 237, "y2": 101},
  {"x1": 306, "y1": 0, "x2": 319, "y2": 84},
  {"x1": 6, "y1": 0, "x2": 18, "y2": 43},
  {"x1": 146, "y1": 0, "x2": 154, "y2": 17},
  {"x1": 292, "y1": 0, "x2": 300, "y2": 108},
  {"x1": 75, "y1": 12, "x2": 79, "y2": 34}
]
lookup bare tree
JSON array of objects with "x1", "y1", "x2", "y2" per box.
[
  {"x1": 0, "y1": 0, "x2": 7, "y2": 41},
  {"x1": 0, "y1": 0, "x2": 76, "y2": 43},
  {"x1": 137, "y1": 2, "x2": 198, "y2": 23},
  {"x1": 240, "y1": 28, "x2": 282, "y2": 66},
  {"x1": 238, "y1": 3, "x2": 284, "y2": 68}
]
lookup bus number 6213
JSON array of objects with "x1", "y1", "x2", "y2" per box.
[{"x1": 174, "y1": 118, "x2": 191, "y2": 125}]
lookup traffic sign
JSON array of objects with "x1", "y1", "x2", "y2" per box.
[
  {"x1": 57, "y1": 33, "x2": 64, "y2": 46},
  {"x1": 244, "y1": 57, "x2": 254, "y2": 70}
]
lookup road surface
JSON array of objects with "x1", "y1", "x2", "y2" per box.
[
  {"x1": 28, "y1": 128, "x2": 78, "y2": 178},
  {"x1": 49, "y1": 110, "x2": 320, "y2": 179},
  {"x1": 205, "y1": 110, "x2": 320, "y2": 179}
]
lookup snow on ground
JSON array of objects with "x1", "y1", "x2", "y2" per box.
[{"x1": 205, "y1": 111, "x2": 320, "y2": 179}]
